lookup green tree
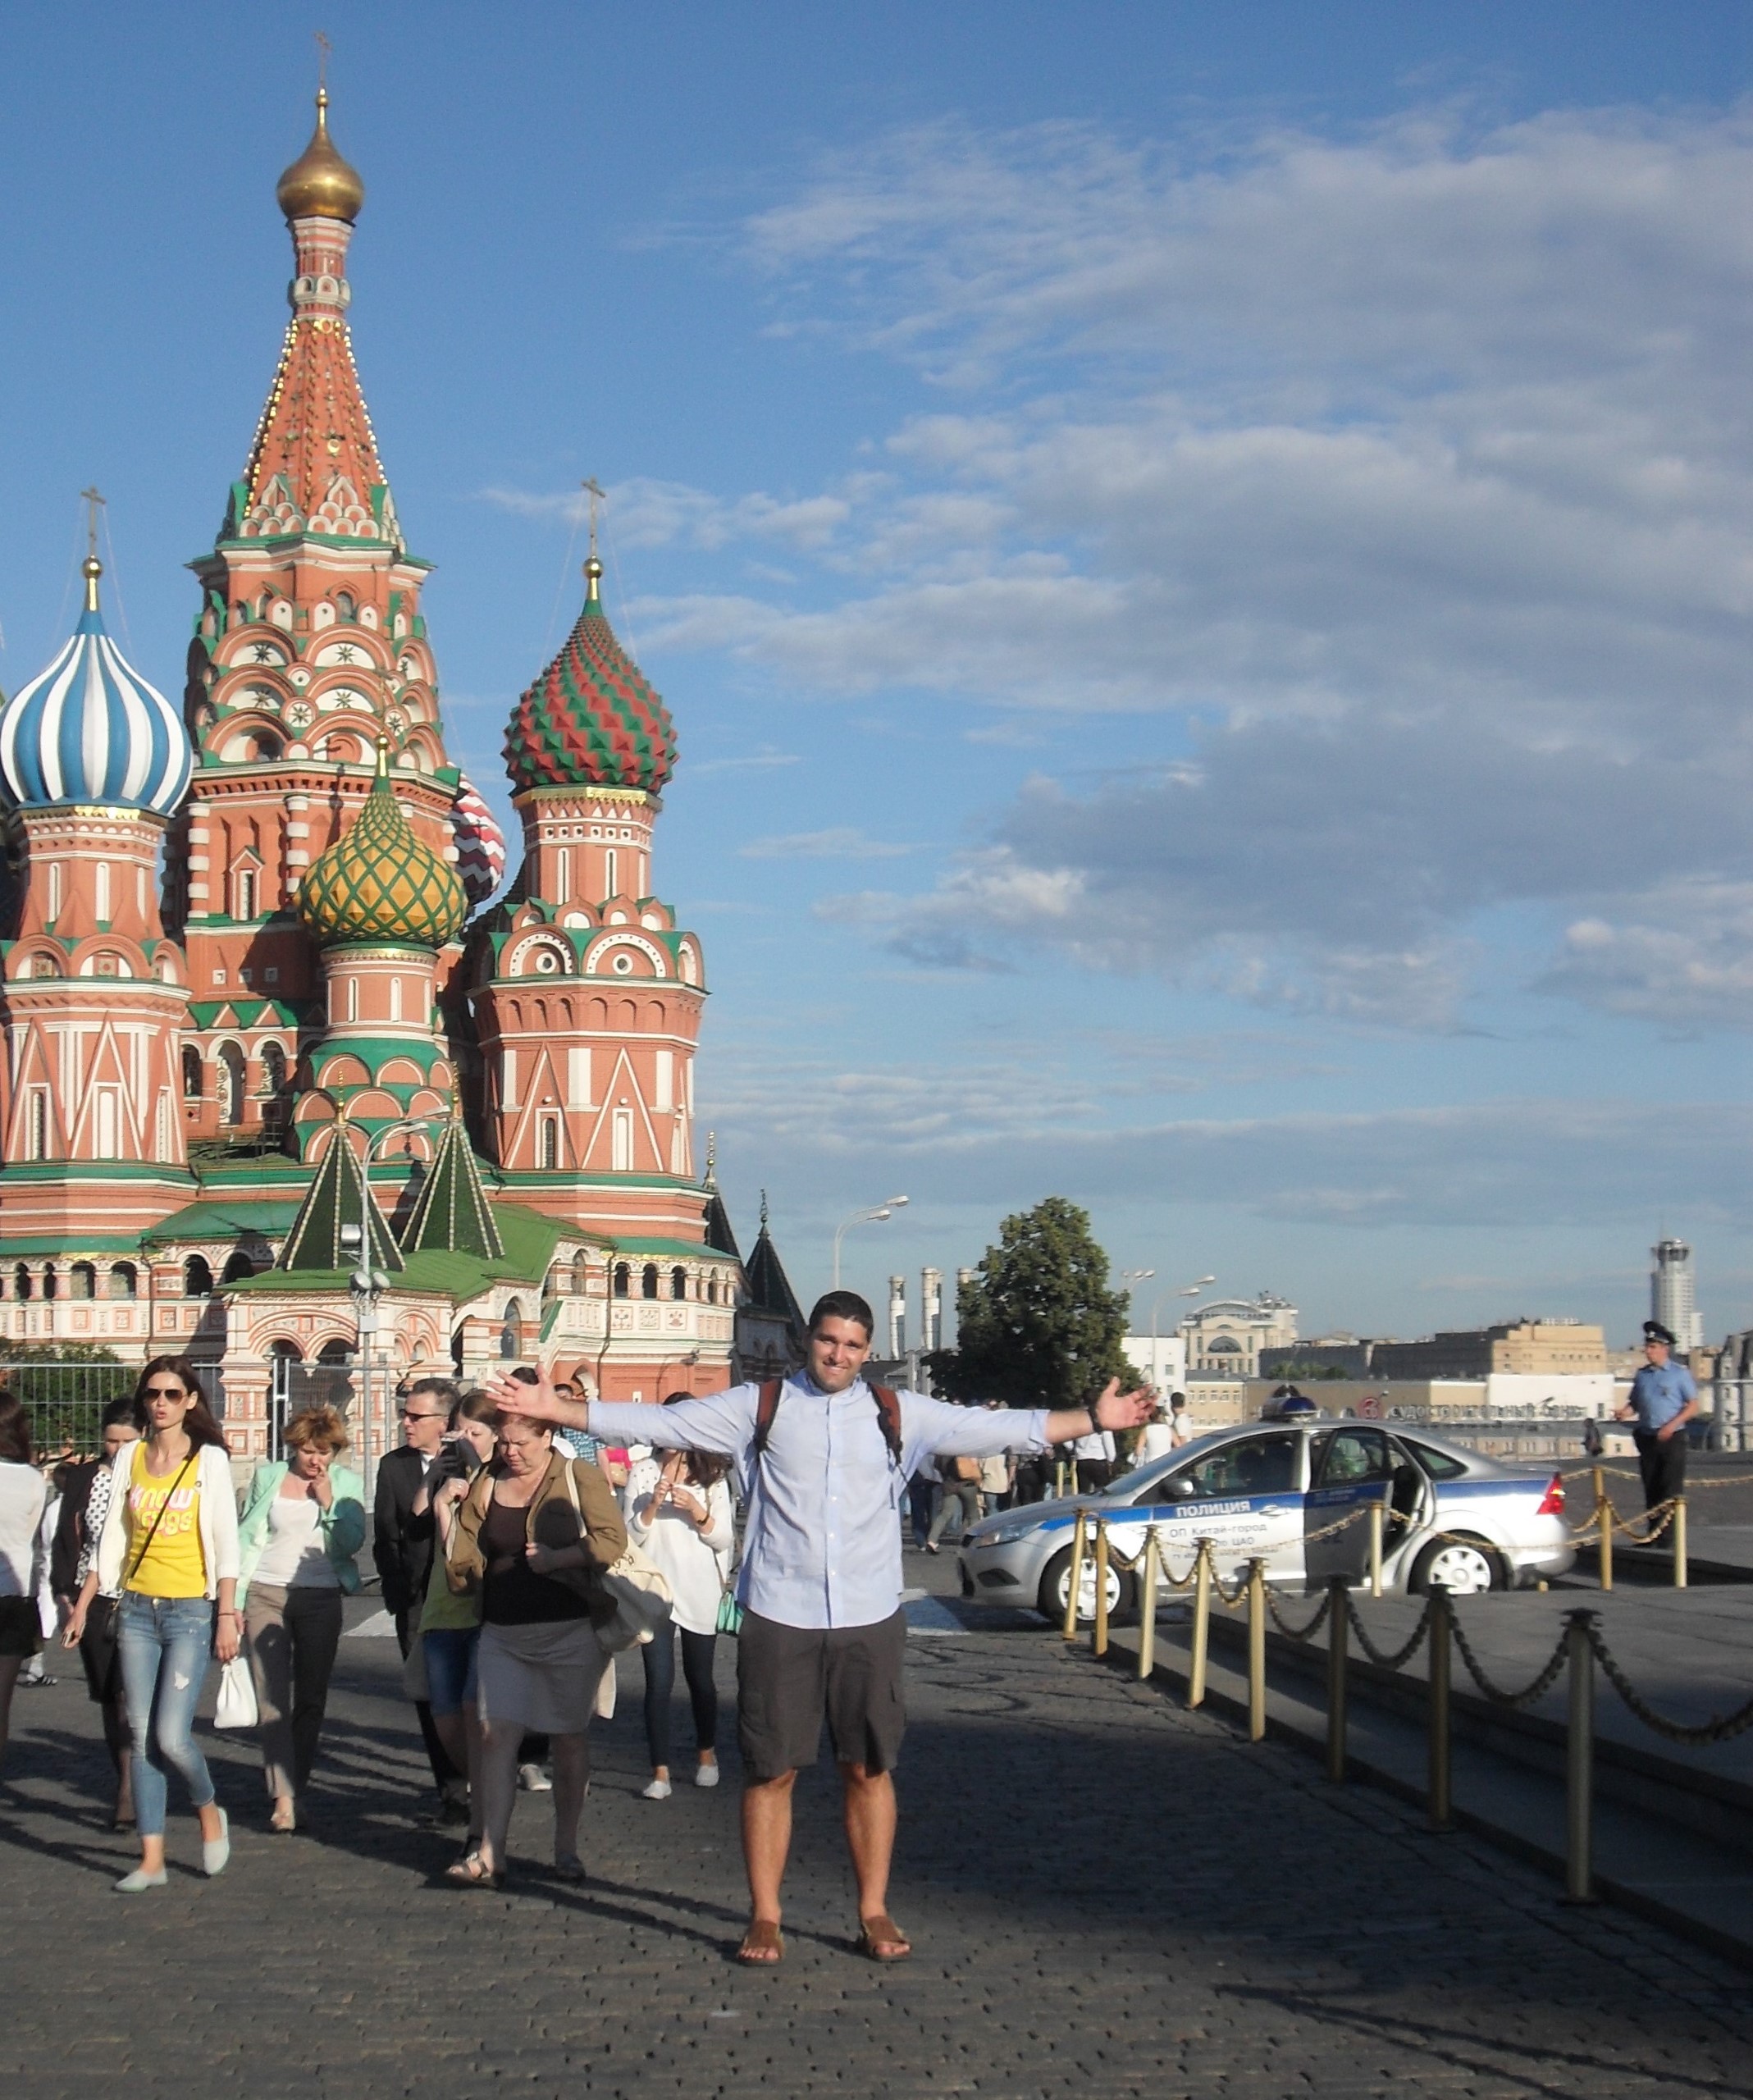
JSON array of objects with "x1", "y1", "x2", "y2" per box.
[{"x1": 927, "y1": 1197, "x2": 1131, "y2": 1411}]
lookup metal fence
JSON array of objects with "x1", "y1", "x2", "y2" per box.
[{"x1": 1, "y1": 1358, "x2": 138, "y2": 1457}]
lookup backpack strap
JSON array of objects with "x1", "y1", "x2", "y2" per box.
[
  {"x1": 751, "y1": 1379, "x2": 784, "y2": 1463},
  {"x1": 866, "y1": 1382, "x2": 905, "y2": 1470},
  {"x1": 750, "y1": 1376, "x2": 904, "y2": 1471}
]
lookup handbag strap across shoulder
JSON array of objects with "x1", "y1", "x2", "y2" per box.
[{"x1": 124, "y1": 1445, "x2": 199, "y2": 1589}]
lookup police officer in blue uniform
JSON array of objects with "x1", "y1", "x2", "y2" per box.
[{"x1": 1615, "y1": 1320, "x2": 1700, "y2": 1512}]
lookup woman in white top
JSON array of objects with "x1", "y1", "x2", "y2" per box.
[
  {"x1": 0, "y1": 1393, "x2": 48, "y2": 1778},
  {"x1": 235, "y1": 1404, "x2": 366, "y2": 1833},
  {"x1": 627, "y1": 1395, "x2": 735, "y2": 1800}
]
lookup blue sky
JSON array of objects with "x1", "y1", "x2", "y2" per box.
[{"x1": 2, "y1": 3, "x2": 1751, "y2": 1345}]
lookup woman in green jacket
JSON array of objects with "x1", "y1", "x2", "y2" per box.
[{"x1": 236, "y1": 1405, "x2": 365, "y2": 1832}]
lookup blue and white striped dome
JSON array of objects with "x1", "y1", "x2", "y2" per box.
[{"x1": 0, "y1": 562, "x2": 191, "y2": 817}]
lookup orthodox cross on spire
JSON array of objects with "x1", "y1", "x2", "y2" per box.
[
  {"x1": 582, "y1": 477, "x2": 605, "y2": 559},
  {"x1": 315, "y1": 27, "x2": 332, "y2": 91},
  {"x1": 582, "y1": 478, "x2": 605, "y2": 602},
  {"x1": 79, "y1": 486, "x2": 106, "y2": 609}
]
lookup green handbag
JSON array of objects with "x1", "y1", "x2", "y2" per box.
[{"x1": 715, "y1": 1586, "x2": 744, "y2": 1637}]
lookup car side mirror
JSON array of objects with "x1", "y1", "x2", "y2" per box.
[{"x1": 1170, "y1": 1476, "x2": 1196, "y2": 1499}]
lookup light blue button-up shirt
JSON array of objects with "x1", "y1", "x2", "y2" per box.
[
  {"x1": 588, "y1": 1377, "x2": 1052, "y2": 1630},
  {"x1": 1627, "y1": 1359, "x2": 1697, "y2": 1433}
]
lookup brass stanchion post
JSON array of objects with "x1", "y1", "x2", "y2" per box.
[
  {"x1": 1092, "y1": 1518, "x2": 1112, "y2": 1656},
  {"x1": 1595, "y1": 1468, "x2": 1613, "y2": 1592},
  {"x1": 1673, "y1": 1498, "x2": 1687, "y2": 1589},
  {"x1": 1368, "y1": 1497, "x2": 1384, "y2": 1598},
  {"x1": 1246, "y1": 1559, "x2": 1267, "y2": 1742},
  {"x1": 1325, "y1": 1577, "x2": 1349, "y2": 1783},
  {"x1": 1061, "y1": 1508, "x2": 1088, "y2": 1643},
  {"x1": 1189, "y1": 1540, "x2": 1212, "y2": 1709},
  {"x1": 1136, "y1": 1527, "x2": 1158, "y2": 1680},
  {"x1": 1427, "y1": 1584, "x2": 1452, "y2": 1832},
  {"x1": 1564, "y1": 1610, "x2": 1596, "y2": 1903}
]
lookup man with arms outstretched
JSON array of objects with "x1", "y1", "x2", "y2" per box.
[{"x1": 491, "y1": 1289, "x2": 1151, "y2": 1965}]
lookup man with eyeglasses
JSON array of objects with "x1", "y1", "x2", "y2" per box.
[{"x1": 373, "y1": 1377, "x2": 465, "y2": 1819}]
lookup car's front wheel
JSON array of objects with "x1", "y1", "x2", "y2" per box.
[
  {"x1": 1037, "y1": 1544, "x2": 1135, "y2": 1626},
  {"x1": 1410, "y1": 1535, "x2": 1504, "y2": 1596}
]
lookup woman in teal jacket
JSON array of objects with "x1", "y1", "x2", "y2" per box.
[{"x1": 237, "y1": 1405, "x2": 365, "y2": 1832}]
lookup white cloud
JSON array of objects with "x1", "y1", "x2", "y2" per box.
[{"x1": 740, "y1": 827, "x2": 917, "y2": 861}]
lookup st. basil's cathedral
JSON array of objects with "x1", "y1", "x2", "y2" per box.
[{"x1": 0, "y1": 91, "x2": 806, "y2": 1456}]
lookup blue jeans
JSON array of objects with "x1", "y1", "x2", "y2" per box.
[
  {"x1": 117, "y1": 1593, "x2": 217, "y2": 1837},
  {"x1": 423, "y1": 1626, "x2": 482, "y2": 1719}
]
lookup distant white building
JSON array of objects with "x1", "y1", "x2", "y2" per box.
[
  {"x1": 1179, "y1": 1294, "x2": 1298, "y2": 1378},
  {"x1": 1123, "y1": 1334, "x2": 1188, "y2": 1394},
  {"x1": 1652, "y1": 1238, "x2": 1705, "y2": 1354}
]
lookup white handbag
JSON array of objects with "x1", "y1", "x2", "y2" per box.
[
  {"x1": 560, "y1": 1463, "x2": 673, "y2": 1652},
  {"x1": 214, "y1": 1654, "x2": 258, "y2": 1730}
]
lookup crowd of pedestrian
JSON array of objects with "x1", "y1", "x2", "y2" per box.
[{"x1": 23, "y1": 1295, "x2": 1154, "y2": 1959}]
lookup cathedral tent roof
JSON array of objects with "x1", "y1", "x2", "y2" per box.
[
  {"x1": 744, "y1": 1198, "x2": 806, "y2": 1329},
  {"x1": 276, "y1": 1119, "x2": 405, "y2": 1275},
  {"x1": 399, "y1": 1108, "x2": 504, "y2": 1262}
]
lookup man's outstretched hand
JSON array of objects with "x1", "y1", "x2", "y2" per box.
[
  {"x1": 1090, "y1": 1378, "x2": 1154, "y2": 1433},
  {"x1": 482, "y1": 1367, "x2": 568, "y2": 1423}
]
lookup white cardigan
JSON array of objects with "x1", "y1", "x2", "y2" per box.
[
  {"x1": 626, "y1": 1463, "x2": 734, "y2": 1637},
  {"x1": 96, "y1": 1441, "x2": 241, "y2": 1601}
]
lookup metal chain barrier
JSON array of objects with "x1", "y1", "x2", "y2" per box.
[
  {"x1": 1447, "y1": 1614, "x2": 1571, "y2": 1708},
  {"x1": 1582, "y1": 1619, "x2": 1753, "y2": 1746},
  {"x1": 1265, "y1": 1586, "x2": 1335, "y2": 1641},
  {"x1": 1344, "y1": 1593, "x2": 1434, "y2": 1671}
]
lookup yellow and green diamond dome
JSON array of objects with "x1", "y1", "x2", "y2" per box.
[{"x1": 296, "y1": 741, "x2": 467, "y2": 948}]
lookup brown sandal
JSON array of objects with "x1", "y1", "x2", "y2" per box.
[
  {"x1": 736, "y1": 1919, "x2": 785, "y2": 1965},
  {"x1": 856, "y1": 1914, "x2": 911, "y2": 1961}
]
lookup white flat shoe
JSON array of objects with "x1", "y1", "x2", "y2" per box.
[
  {"x1": 641, "y1": 1778, "x2": 672, "y2": 1800},
  {"x1": 694, "y1": 1764, "x2": 720, "y2": 1787},
  {"x1": 202, "y1": 1806, "x2": 231, "y2": 1878},
  {"x1": 114, "y1": 1867, "x2": 168, "y2": 1893}
]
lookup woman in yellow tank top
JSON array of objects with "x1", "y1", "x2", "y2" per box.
[{"x1": 92, "y1": 1357, "x2": 242, "y2": 1894}]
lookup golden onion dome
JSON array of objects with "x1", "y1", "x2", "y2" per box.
[
  {"x1": 296, "y1": 741, "x2": 466, "y2": 950},
  {"x1": 276, "y1": 89, "x2": 365, "y2": 224}
]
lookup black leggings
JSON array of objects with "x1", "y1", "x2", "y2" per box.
[{"x1": 641, "y1": 1623, "x2": 719, "y2": 1768}]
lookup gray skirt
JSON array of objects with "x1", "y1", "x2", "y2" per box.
[{"x1": 475, "y1": 1618, "x2": 607, "y2": 1734}]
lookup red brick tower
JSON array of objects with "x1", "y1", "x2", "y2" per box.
[
  {"x1": 473, "y1": 549, "x2": 709, "y2": 1252},
  {"x1": 169, "y1": 89, "x2": 472, "y2": 1145}
]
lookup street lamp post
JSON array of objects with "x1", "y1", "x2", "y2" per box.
[
  {"x1": 1148, "y1": 1276, "x2": 1216, "y2": 1392},
  {"x1": 344, "y1": 1115, "x2": 441, "y2": 1503},
  {"x1": 832, "y1": 1196, "x2": 909, "y2": 1291}
]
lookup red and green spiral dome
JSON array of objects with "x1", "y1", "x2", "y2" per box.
[{"x1": 504, "y1": 558, "x2": 677, "y2": 795}]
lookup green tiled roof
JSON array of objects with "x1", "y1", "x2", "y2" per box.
[{"x1": 143, "y1": 1199, "x2": 304, "y2": 1246}]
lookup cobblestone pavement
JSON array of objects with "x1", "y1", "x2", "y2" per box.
[{"x1": 4, "y1": 1585, "x2": 1752, "y2": 2100}]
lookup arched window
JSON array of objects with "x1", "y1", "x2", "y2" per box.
[
  {"x1": 500, "y1": 1300, "x2": 523, "y2": 1359},
  {"x1": 572, "y1": 1252, "x2": 590, "y2": 1295},
  {"x1": 70, "y1": 1262, "x2": 97, "y2": 1300},
  {"x1": 641, "y1": 1263, "x2": 660, "y2": 1301},
  {"x1": 538, "y1": 1115, "x2": 559, "y2": 1171},
  {"x1": 221, "y1": 1251, "x2": 255, "y2": 1285},
  {"x1": 260, "y1": 1042, "x2": 287, "y2": 1098},
  {"x1": 335, "y1": 591, "x2": 356, "y2": 620},
  {"x1": 12, "y1": 1264, "x2": 30, "y2": 1302},
  {"x1": 42, "y1": 1264, "x2": 58, "y2": 1301},
  {"x1": 613, "y1": 1262, "x2": 630, "y2": 1299},
  {"x1": 670, "y1": 1267, "x2": 687, "y2": 1302},
  {"x1": 184, "y1": 1255, "x2": 213, "y2": 1298},
  {"x1": 705, "y1": 1277, "x2": 717, "y2": 1306},
  {"x1": 217, "y1": 1043, "x2": 245, "y2": 1125},
  {"x1": 107, "y1": 1262, "x2": 138, "y2": 1300},
  {"x1": 182, "y1": 1047, "x2": 203, "y2": 1099}
]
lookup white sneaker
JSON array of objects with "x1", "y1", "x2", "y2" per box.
[
  {"x1": 694, "y1": 1763, "x2": 720, "y2": 1788},
  {"x1": 641, "y1": 1777, "x2": 673, "y2": 1801},
  {"x1": 518, "y1": 1763, "x2": 553, "y2": 1793}
]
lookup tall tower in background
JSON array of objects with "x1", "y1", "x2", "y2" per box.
[
  {"x1": 170, "y1": 87, "x2": 500, "y2": 1147},
  {"x1": 921, "y1": 1267, "x2": 943, "y2": 1353},
  {"x1": 888, "y1": 1274, "x2": 906, "y2": 1357},
  {"x1": 1652, "y1": 1237, "x2": 1704, "y2": 1354}
]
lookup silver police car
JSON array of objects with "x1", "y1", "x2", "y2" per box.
[{"x1": 958, "y1": 1417, "x2": 1573, "y2": 1623}]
